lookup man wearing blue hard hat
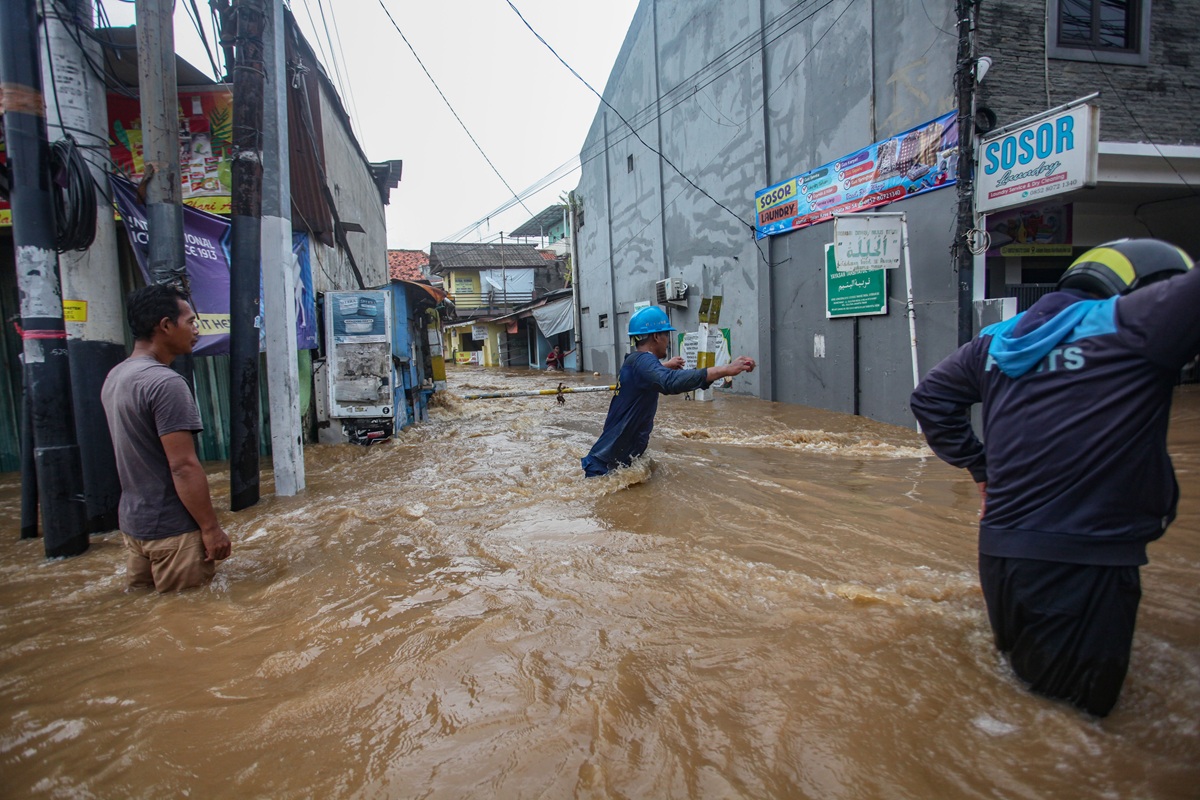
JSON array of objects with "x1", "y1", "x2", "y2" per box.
[
  {"x1": 581, "y1": 305, "x2": 756, "y2": 478},
  {"x1": 911, "y1": 238, "x2": 1198, "y2": 717}
]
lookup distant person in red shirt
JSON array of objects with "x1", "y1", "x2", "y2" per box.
[{"x1": 546, "y1": 345, "x2": 565, "y2": 371}]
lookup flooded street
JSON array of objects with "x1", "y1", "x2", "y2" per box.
[{"x1": 1, "y1": 367, "x2": 1198, "y2": 799}]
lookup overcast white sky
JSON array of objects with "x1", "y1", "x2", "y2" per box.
[{"x1": 99, "y1": 0, "x2": 641, "y2": 251}]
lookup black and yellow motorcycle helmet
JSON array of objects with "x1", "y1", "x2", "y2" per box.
[{"x1": 1058, "y1": 238, "x2": 1194, "y2": 297}]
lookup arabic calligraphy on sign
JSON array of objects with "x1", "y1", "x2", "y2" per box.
[{"x1": 834, "y1": 214, "x2": 903, "y2": 272}]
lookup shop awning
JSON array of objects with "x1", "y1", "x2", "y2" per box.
[
  {"x1": 531, "y1": 297, "x2": 574, "y2": 338},
  {"x1": 400, "y1": 280, "x2": 448, "y2": 303}
]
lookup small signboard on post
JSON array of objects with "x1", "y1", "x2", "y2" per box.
[
  {"x1": 825, "y1": 244, "x2": 886, "y2": 318},
  {"x1": 834, "y1": 213, "x2": 903, "y2": 272},
  {"x1": 698, "y1": 295, "x2": 723, "y2": 324},
  {"x1": 678, "y1": 328, "x2": 731, "y2": 370}
]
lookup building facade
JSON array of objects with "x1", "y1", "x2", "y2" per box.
[{"x1": 573, "y1": 0, "x2": 1200, "y2": 428}]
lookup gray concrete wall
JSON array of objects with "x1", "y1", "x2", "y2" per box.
[
  {"x1": 576, "y1": 0, "x2": 961, "y2": 427},
  {"x1": 978, "y1": 0, "x2": 1200, "y2": 146}
]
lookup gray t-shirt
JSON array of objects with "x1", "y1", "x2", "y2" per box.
[{"x1": 101, "y1": 356, "x2": 204, "y2": 540}]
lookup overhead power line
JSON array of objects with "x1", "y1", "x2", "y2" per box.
[
  {"x1": 503, "y1": 0, "x2": 755, "y2": 235},
  {"x1": 375, "y1": 0, "x2": 535, "y2": 222},
  {"x1": 440, "y1": 0, "x2": 843, "y2": 247}
]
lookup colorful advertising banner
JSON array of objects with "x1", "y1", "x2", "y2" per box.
[
  {"x1": 984, "y1": 200, "x2": 1073, "y2": 257},
  {"x1": 107, "y1": 87, "x2": 234, "y2": 215},
  {"x1": 976, "y1": 101, "x2": 1098, "y2": 215},
  {"x1": 0, "y1": 88, "x2": 233, "y2": 226},
  {"x1": 329, "y1": 291, "x2": 388, "y2": 344},
  {"x1": 755, "y1": 111, "x2": 958, "y2": 238},
  {"x1": 110, "y1": 175, "x2": 317, "y2": 355}
]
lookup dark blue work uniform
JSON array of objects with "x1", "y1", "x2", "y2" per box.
[
  {"x1": 911, "y1": 265, "x2": 1200, "y2": 715},
  {"x1": 581, "y1": 351, "x2": 711, "y2": 477}
]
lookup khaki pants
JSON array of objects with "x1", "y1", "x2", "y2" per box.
[{"x1": 123, "y1": 531, "x2": 215, "y2": 592}]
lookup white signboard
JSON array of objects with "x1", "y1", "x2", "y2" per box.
[
  {"x1": 976, "y1": 102, "x2": 1099, "y2": 214},
  {"x1": 678, "y1": 329, "x2": 731, "y2": 370},
  {"x1": 834, "y1": 214, "x2": 903, "y2": 272},
  {"x1": 471, "y1": 324, "x2": 487, "y2": 341}
]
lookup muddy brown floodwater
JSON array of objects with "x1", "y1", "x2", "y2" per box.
[{"x1": 1, "y1": 368, "x2": 1197, "y2": 798}]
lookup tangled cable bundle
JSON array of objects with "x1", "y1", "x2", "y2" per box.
[{"x1": 50, "y1": 135, "x2": 96, "y2": 252}]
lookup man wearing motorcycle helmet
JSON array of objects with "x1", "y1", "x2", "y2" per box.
[
  {"x1": 911, "y1": 238, "x2": 1197, "y2": 716},
  {"x1": 581, "y1": 305, "x2": 755, "y2": 477}
]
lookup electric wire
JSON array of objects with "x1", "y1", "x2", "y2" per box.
[
  {"x1": 183, "y1": 0, "x2": 224, "y2": 82},
  {"x1": 313, "y1": 0, "x2": 365, "y2": 145},
  {"x1": 375, "y1": 0, "x2": 535, "y2": 221},
  {"x1": 51, "y1": 136, "x2": 98, "y2": 251},
  {"x1": 442, "y1": 0, "x2": 845, "y2": 246},
  {"x1": 38, "y1": 0, "x2": 110, "y2": 250},
  {"x1": 1087, "y1": 54, "x2": 1198, "y2": 195},
  {"x1": 504, "y1": 0, "x2": 864, "y2": 274},
  {"x1": 570, "y1": 0, "x2": 842, "y2": 173},
  {"x1": 58, "y1": 0, "x2": 138, "y2": 98},
  {"x1": 453, "y1": 0, "x2": 841, "y2": 242},
  {"x1": 296, "y1": 0, "x2": 336, "y2": 90},
  {"x1": 325, "y1": 0, "x2": 367, "y2": 150},
  {"x1": 443, "y1": 154, "x2": 582, "y2": 242},
  {"x1": 506, "y1": 0, "x2": 767, "y2": 237}
]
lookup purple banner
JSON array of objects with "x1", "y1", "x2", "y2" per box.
[{"x1": 110, "y1": 175, "x2": 317, "y2": 354}]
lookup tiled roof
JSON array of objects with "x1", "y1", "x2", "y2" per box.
[
  {"x1": 538, "y1": 250, "x2": 559, "y2": 261},
  {"x1": 428, "y1": 241, "x2": 548, "y2": 272},
  {"x1": 387, "y1": 249, "x2": 428, "y2": 281}
]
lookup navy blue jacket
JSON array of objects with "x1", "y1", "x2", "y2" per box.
[
  {"x1": 911, "y1": 266, "x2": 1200, "y2": 566},
  {"x1": 581, "y1": 351, "x2": 711, "y2": 475}
]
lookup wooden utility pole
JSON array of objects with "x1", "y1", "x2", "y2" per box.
[
  {"x1": 229, "y1": 0, "x2": 267, "y2": 511},
  {"x1": 953, "y1": 0, "x2": 977, "y2": 346},
  {"x1": 261, "y1": 0, "x2": 305, "y2": 497},
  {"x1": 0, "y1": 0, "x2": 89, "y2": 557}
]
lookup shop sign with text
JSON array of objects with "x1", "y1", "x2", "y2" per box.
[
  {"x1": 754, "y1": 111, "x2": 958, "y2": 238},
  {"x1": 825, "y1": 244, "x2": 886, "y2": 318},
  {"x1": 976, "y1": 102, "x2": 1098, "y2": 214}
]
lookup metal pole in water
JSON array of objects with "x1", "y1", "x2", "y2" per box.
[{"x1": 461, "y1": 385, "x2": 616, "y2": 401}]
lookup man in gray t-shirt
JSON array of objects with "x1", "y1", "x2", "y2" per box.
[{"x1": 101, "y1": 285, "x2": 231, "y2": 591}]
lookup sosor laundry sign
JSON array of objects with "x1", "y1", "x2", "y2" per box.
[
  {"x1": 976, "y1": 99, "x2": 1099, "y2": 214},
  {"x1": 754, "y1": 112, "x2": 958, "y2": 238}
]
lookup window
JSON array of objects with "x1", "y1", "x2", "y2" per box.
[
  {"x1": 1048, "y1": 0, "x2": 1150, "y2": 66},
  {"x1": 627, "y1": 155, "x2": 634, "y2": 173},
  {"x1": 599, "y1": 313, "x2": 608, "y2": 329}
]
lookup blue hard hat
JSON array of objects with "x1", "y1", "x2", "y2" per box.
[{"x1": 628, "y1": 305, "x2": 675, "y2": 336}]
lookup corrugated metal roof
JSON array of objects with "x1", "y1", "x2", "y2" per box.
[
  {"x1": 94, "y1": 27, "x2": 220, "y2": 87},
  {"x1": 509, "y1": 205, "x2": 565, "y2": 239},
  {"x1": 428, "y1": 242, "x2": 548, "y2": 273}
]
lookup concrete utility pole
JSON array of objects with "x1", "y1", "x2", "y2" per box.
[
  {"x1": 953, "y1": 0, "x2": 977, "y2": 346},
  {"x1": 135, "y1": 0, "x2": 186, "y2": 288},
  {"x1": 568, "y1": 198, "x2": 583, "y2": 372},
  {"x1": 0, "y1": 0, "x2": 89, "y2": 557},
  {"x1": 260, "y1": 0, "x2": 304, "y2": 496},
  {"x1": 42, "y1": 0, "x2": 125, "y2": 533},
  {"x1": 135, "y1": 0, "x2": 195, "y2": 395},
  {"x1": 229, "y1": 0, "x2": 267, "y2": 511}
]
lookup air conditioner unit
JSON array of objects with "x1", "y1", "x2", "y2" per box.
[{"x1": 655, "y1": 277, "x2": 687, "y2": 305}]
